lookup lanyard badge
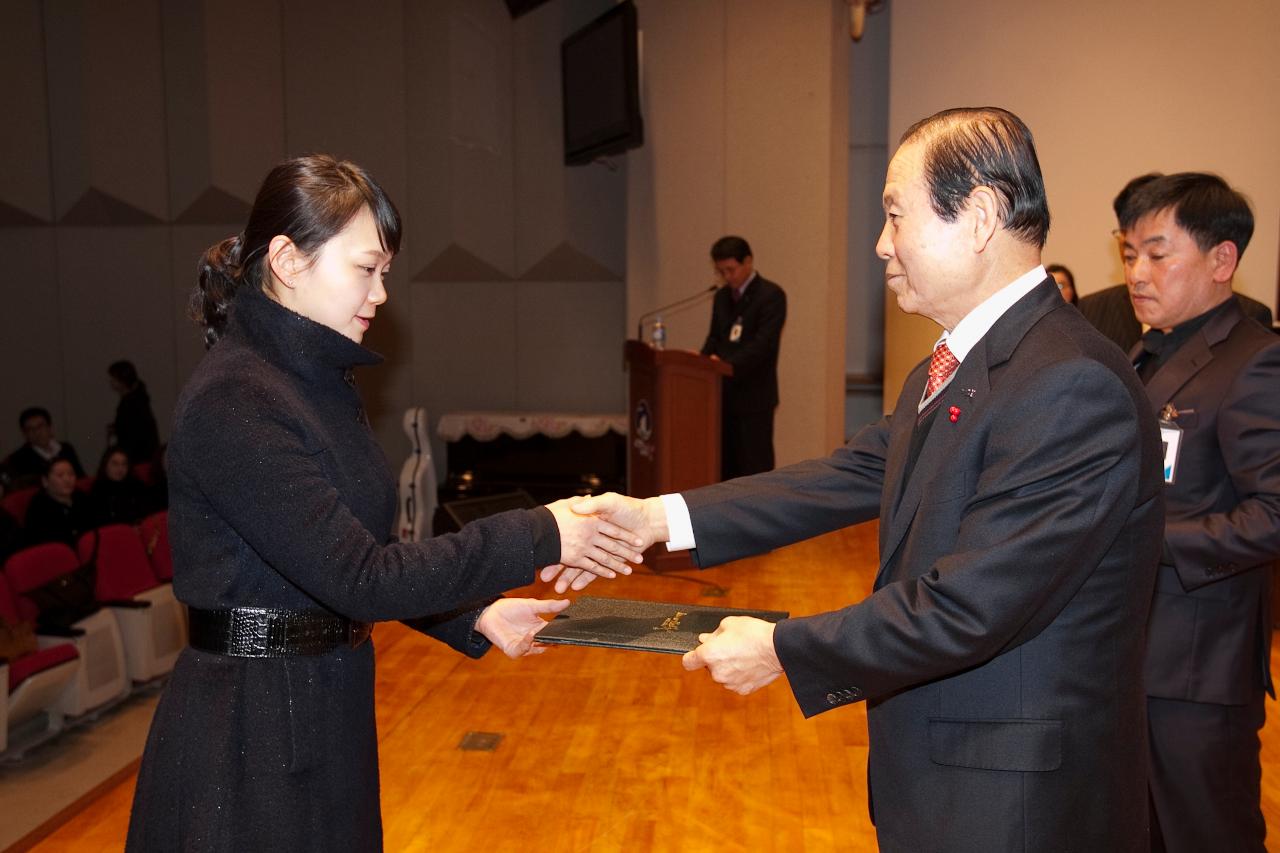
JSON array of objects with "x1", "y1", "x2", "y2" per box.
[{"x1": 1157, "y1": 403, "x2": 1185, "y2": 485}]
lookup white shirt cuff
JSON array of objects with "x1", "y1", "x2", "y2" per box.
[{"x1": 660, "y1": 493, "x2": 696, "y2": 551}]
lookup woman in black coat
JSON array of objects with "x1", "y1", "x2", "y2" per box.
[
  {"x1": 87, "y1": 447, "x2": 149, "y2": 526},
  {"x1": 125, "y1": 156, "x2": 640, "y2": 852},
  {"x1": 107, "y1": 360, "x2": 161, "y2": 464}
]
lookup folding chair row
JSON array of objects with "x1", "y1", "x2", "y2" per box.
[{"x1": 0, "y1": 516, "x2": 183, "y2": 757}]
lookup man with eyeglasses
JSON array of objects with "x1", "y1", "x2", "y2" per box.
[
  {"x1": 1119, "y1": 171, "x2": 1280, "y2": 853},
  {"x1": 1077, "y1": 174, "x2": 1272, "y2": 352}
]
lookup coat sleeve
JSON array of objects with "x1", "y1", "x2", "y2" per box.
[
  {"x1": 700, "y1": 291, "x2": 725, "y2": 356},
  {"x1": 403, "y1": 602, "x2": 496, "y2": 658},
  {"x1": 1167, "y1": 341, "x2": 1280, "y2": 590},
  {"x1": 175, "y1": 376, "x2": 559, "y2": 623},
  {"x1": 772, "y1": 359, "x2": 1159, "y2": 716},
  {"x1": 682, "y1": 413, "x2": 889, "y2": 566}
]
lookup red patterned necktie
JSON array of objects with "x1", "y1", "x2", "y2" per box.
[{"x1": 924, "y1": 341, "x2": 959, "y2": 399}]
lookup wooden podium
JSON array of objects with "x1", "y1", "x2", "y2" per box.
[{"x1": 623, "y1": 340, "x2": 732, "y2": 570}]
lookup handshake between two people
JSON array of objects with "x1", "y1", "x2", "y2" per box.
[{"x1": 475, "y1": 493, "x2": 784, "y2": 698}]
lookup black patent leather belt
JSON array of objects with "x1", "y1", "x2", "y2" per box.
[{"x1": 188, "y1": 607, "x2": 373, "y2": 657}]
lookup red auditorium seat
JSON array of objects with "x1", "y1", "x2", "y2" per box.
[
  {"x1": 78, "y1": 526, "x2": 183, "y2": 682},
  {"x1": 1, "y1": 487, "x2": 38, "y2": 527},
  {"x1": 138, "y1": 511, "x2": 172, "y2": 582},
  {"x1": 0, "y1": 573, "x2": 80, "y2": 756},
  {"x1": 4, "y1": 543, "x2": 129, "y2": 717}
]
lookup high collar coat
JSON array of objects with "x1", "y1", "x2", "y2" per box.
[{"x1": 126, "y1": 285, "x2": 559, "y2": 852}]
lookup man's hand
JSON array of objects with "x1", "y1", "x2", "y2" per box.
[
  {"x1": 475, "y1": 597, "x2": 570, "y2": 658},
  {"x1": 539, "y1": 493, "x2": 670, "y2": 593},
  {"x1": 540, "y1": 497, "x2": 645, "y2": 593},
  {"x1": 571, "y1": 492, "x2": 669, "y2": 549},
  {"x1": 681, "y1": 616, "x2": 783, "y2": 695}
]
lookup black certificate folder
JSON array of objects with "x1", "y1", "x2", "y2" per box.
[{"x1": 536, "y1": 596, "x2": 789, "y2": 655}]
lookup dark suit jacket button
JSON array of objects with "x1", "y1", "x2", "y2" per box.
[
  {"x1": 826, "y1": 692, "x2": 839, "y2": 705},
  {"x1": 850, "y1": 687, "x2": 863, "y2": 699}
]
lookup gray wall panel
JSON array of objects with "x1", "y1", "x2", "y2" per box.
[
  {"x1": 202, "y1": 0, "x2": 285, "y2": 203},
  {"x1": 44, "y1": 0, "x2": 169, "y2": 221},
  {"x1": 512, "y1": 2, "x2": 564, "y2": 274},
  {"x1": 167, "y1": 226, "x2": 230, "y2": 402},
  {"x1": 281, "y1": 0, "x2": 406, "y2": 193},
  {"x1": 42, "y1": 0, "x2": 90, "y2": 220},
  {"x1": 445, "y1": 3, "x2": 515, "y2": 276},
  {"x1": 162, "y1": 0, "x2": 284, "y2": 219},
  {"x1": 514, "y1": 280, "x2": 625, "y2": 412},
  {"x1": 0, "y1": 229, "x2": 63, "y2": 453},
  {"x1": 0, "y1": 0, "x2": 53, "y2": 222},
  {"x1": 404, "y1": 0, "x2": 454, "y2": 280},
  {"x1": 54, "y1": 228, "x2": 174, "y2": 467}
]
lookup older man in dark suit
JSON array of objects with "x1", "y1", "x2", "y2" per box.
[
  {"x1": 573, "y1": 107, "x2": 1165, "y2": 852},
  {"x1": 1120, "y1": 172, "x2": 1280, "y2": 853}
]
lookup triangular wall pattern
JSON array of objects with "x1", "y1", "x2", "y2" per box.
[
  {"x1": 0, "y1": 200, "x2": 50, "y2": 227},
  {"x1": 519, "y1": 241, "x2": 620, "y2": 281},
  {"x1": 173, "y1": 186, "x2": 253, "y2": 225},
  {"x1": 58, "y1": 188, "x2": 164, "y2": 226},
  {"x1": 413, "y1": 243, "x2": 512, "y2": 282}
]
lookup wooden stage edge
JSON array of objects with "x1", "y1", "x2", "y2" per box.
[{"x1": 21, "y1": 524, "x2": 1280, "y2": 852}]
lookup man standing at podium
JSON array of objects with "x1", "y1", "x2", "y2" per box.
[{"x1": 700, "y1": 236, "x2": 787, "y2": 480}]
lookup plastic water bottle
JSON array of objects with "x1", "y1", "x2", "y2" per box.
[{"x1": 651, "y1": 319, "x2": 666, "y2": 350}]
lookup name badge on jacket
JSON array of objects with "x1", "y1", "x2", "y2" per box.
[
  {"x1": 729, "y1": 318, "x2": 744, "y2": 343},
  {"x1": 1158, "y1": 403, "x2": 1185, "y2": 485}
]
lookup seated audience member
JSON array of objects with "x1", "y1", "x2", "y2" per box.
[
  {"x1": 1079, "y1": 173, "x2": 1274, "y2": 351},
  {"x1": 89, "y1": 447, "x2": 150, "y2": 526},
  {"x1": 4, "y1": 407, "x2": 85, "y2": 490},
  {"x1": 1046, "y1": 263, "x2": 1077, "y2": 304},
  {"x1": 23, "y1": 458, "x2": 94, "y2": 547},
  {"x1": 108, "y1": 360, "x2": 161, "y2": 464}
]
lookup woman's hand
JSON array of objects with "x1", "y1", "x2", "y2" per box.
[
  {"x1": 541, "y1": 497, "x2": 644, "y2": 593},
  {"x1": 540, "y1": 493, "x2": 668, "y2": 593},
  {"x1": 476, "y1": 597, "x2": 571, "y2": 658}
]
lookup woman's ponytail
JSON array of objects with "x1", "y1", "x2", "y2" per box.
[{"x1": 191, "y1": 233, "x2": 245, "y2": 349}]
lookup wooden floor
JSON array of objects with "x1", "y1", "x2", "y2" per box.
[{"x1": 20, "y1": 522, "x2": 1280, "y2": 851}]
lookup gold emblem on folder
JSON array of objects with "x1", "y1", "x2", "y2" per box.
[{"x1": 656, "y1": 611, "x2": 688, "y2": 632}]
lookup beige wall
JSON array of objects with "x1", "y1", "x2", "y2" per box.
[
  {"x1": 884, "y1": 0, "x2": 1280, "y2": 401},
  {"x1": 627, "y1": 0, "x2": 851, "y2": 464}
]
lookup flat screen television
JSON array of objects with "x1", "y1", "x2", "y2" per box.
[{"x1": 561, "y1": 1, "x2": 643, "y2": 165}]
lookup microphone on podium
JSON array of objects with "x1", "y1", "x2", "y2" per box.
[{"x1": 636, "y1": 284, "x2": 718, "y2": 342}]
